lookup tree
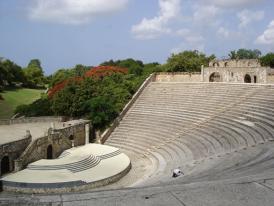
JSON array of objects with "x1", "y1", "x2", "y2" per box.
[
  {"x1": 101, "y1": 58, "x2": 144, "y2": 76},
  {"x1": 164, "y1": 50, "x2": 214, "y2": 72},
  {"x1": 85, "y1": 96, "x2": 118, "y2": 130},
  {"x1": 15, "y1": 97, "x2": 53, "y2": 117},
  {"x1": 49, "y1": 69, "x2": 74, "y2": 87},
  {"x1": 74, "y1": 64, "x2": 88, "y2": 77},
  {"x1": 51, "y1": 81, "x2": 81, "y2": 117},
  {"x1": 260, "y1": 53, "x2": 274, "y2": 68},
  {"x1": 23, "y1": 59, "x2": 45, "y2": 87},
  {"x1": 229, "y1": 49, "x2": 262, "y2": 59},
  {"x1": 0, "y1": 59, "x2": 25, "y2": 86}
]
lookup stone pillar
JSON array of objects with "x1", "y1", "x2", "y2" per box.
[
  {"x1": 14, "y1": 160, "x2": 22, "y2": 172},
  {"x1": 85, "y1": 124, "x2": 90, "y2": 144},
  {"x1": 201, "y1": 65, "x2": 204, "y2": 82},
  {"x1": 50, "y1": 122, "x2": 55, "y2": 129},
  {"x1": 95, "y1": 131, "x2": 102, "y2": 144}
]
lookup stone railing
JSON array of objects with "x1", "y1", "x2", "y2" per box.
[
  {"x1": 0, "y1": 116, "x2": 63, "y2": 125},
  {"x1": 100, "y1": 73, "x2": 156, "y2": 143}
]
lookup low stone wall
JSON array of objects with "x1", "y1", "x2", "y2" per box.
[
  {"x1": 267, "y1": 74, "x2": 274, "y2": 84},
  {"x1": 14, "y1": 120, "x2": 91, "y2": 171},
  {"x1": 101, "y1": 73, "x2": 156, "y2": 143},
  {"x1": 155, "y1": 72, "x2": 202, "y2": 82},
  {"x1": 0, "y1": 117, "x2": 63, "y2": 125},
  {"x1": 0, "y1": 136, "x2": 31, "y2": 176}
]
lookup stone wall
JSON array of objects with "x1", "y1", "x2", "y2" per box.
[
  {"x1": 209, "y1": 59, "x2": 260, "y2": 67},
  {"x1": 267, "y1": 74, "x2": 274, "y2": 84},
  {"x1": 203, "y1": 66, "x2": 268, "y2": 83},
  {"x1": 0, "y1": 135, "x2": 31, "y2": 176},
  {"x1": 155, "y1": 72, "x2": 202, "y2": 82},
  {"x1": 0, "y1": 116, "x2": 63, "y2": 126},
  {"x1": 203, "y1": 59, "x2": 270, "y2": 83},
  {"x1": 14, "y1": 120, "x2": 91, "y2": 171}
]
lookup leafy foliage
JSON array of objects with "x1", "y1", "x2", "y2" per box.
[
  {"x1": 84, "y1": 96, "x2": 118, "y2": 129},
  {"x1": 229, "y1": 49, "x2": 262, "y2": 60},
  {"x1": 50, "y1": 73, "x2": 143, "y2": 130},
  {"x1": 48, "y1": 66, "x2": 128, "y2": 97},
  {"x1": 101, "y1": 58, "x2": 146, "y2": 75},
  {"x1": 163, "y1": 50, "x2": 215, "y2": 72},
  {"x1": 260, "y1": 53, "x2": 274, "y2": 68},
  {"x1": 0, "y1": 59, "x2": 25, "y2": 86},
  {"x1": 23, "y1": 59, "x2": 46, "y2": 88},
  {"x1": 15, "y1": 97, "x2": 53, "y2": 117}
]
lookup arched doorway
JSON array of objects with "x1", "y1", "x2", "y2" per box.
[
  {"x1": 1, "y1": 156, "x2": 10, "y2": 175},
  {"x1": 213, "y1": 62, "x2": 219, "y2": 67},
  {"x1": 69, "y1": 135, "x2": 75, "y2": 147},
  {"x1": 209, "y1": 72, "x2": 221, "y2": 82},
  {"x1": 47, "y1": 145, "x2": 53, "y2": 159},
  {"x1": 244, "y1": 74, "x2": 251, "y2": 83}
]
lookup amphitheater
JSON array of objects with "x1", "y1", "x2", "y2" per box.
[{"x1": 1, "y1": 60, "x2": 274, "y2": 205}]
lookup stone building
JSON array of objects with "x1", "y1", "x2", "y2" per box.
[
  {"x1": 202, "y1": 59, "x2": 274, "y2": 83},
  {"x1": 0, "y1": 118, "x2": 92, "y2": 176}
]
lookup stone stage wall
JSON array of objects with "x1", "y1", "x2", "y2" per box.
[{"x1": 14, "y1": 120, "x2": 91, "y2": 171}]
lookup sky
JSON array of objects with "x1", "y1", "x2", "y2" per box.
[{"x1": 0, "y1": 0, "x2": 274, "y2": 75}]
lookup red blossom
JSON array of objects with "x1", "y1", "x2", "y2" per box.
[{"x1": 48, "y1": 66, "x2": 128, "y2": 97}]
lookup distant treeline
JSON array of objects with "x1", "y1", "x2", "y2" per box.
[{"x1": 1, "y1": 49, "x2": 273, "y2": 130}]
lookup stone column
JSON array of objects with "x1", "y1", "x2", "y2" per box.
[
  {"x1": 85, "y1": 124, "x2": 90, "y2": 144},
  {"x1": 14, "y1": 160, "x2": 22, "y2": 172},
  {"x1": 201, "y1": 65, "x2": 204, "y2": 82}
]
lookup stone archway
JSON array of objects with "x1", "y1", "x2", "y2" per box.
[
  {"x1": 244, "y1": 74, "x2": 251, "y2": 83},
  {"x1": 209, "y1": 72, "x2": 221, "y2": 82},
  {"x1": 47, "y1": 145, "x2": 53, "y2": 159},
  {"x1": 1, "y1": 156, "x2": 10, "y2": 175}
]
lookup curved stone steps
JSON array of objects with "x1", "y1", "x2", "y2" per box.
[{"x1": 121, "y1": 109, "x2": 258, "y2": 148}]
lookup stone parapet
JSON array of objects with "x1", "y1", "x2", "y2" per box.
[{"x1": 0, "y1": 117, "x2": 63, "y2": 125}]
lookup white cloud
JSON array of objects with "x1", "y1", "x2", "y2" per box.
[
  {"x1": 193, "y1": 5, "x2": 220, "y2": 25},
  {"x1": 176, "y1": 29, "x2": 204, "y2": 44},
  {"x1": 29, "y1": 0, "x2": 129, "y2": 24},
  {"x1": 256, "y1": 20, "x2": 274, "y2": 46},
  {"x1": 171, "y1": 42, "x2": 205, "y2": 54},
  {"x1": 217, "y1": 27, "x2": 230, "y2": 38},
  {"x1": 131, "y1": 0, "x2": 181, "y2": 40},
  {"x1": 237, "y1": 9, "x2": 264, "y2": 28},
  {"x1": 206, "y1": 0, "x2": 265, "y2": 8},
  {"x1": 216, "y1": 26, "x2": 242, "y2": 40},
  {"x1": 171, "y1": 29, "x2": 205, "y2": 53}
]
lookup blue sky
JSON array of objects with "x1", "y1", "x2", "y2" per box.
[{"x1": 0, "y1": 0, "x2": 274, "y2": 75}]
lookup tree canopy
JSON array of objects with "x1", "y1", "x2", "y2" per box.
[
  {"x1": 0, "y1": 58, "x2": 25, "y2": 87},
  {"x1": 23, "y1": 59, "x2": 46, "y2": 87},
  {"x1": 260, "y1": 53, "x2": 274, "y2": 68},
  {"x1": 163, "y1": 50, "x2": 215, "y2": 72},
  {"x1": 229, "y1": 49, "x2": 262, "y2": 60}
]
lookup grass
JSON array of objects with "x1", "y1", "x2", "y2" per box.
[{"x1": 0, "y1": 88, "x2": 45, "y2": 119}]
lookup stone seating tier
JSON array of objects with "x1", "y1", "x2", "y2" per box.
[{"x1": 106, "y1": 82, "x2": 274, "y2": 186}]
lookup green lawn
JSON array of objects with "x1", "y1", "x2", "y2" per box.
[{"x1": 0, "y1": 88, "x2": 45, "y2": 119}]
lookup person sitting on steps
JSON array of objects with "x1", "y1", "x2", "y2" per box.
[{"x1": 172, "y1": 168, "x2": 183, "y2": 178}]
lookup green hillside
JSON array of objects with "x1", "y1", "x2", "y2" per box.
[{"x1": 0, "y1": 88, "x2": 44, "y2": 119}]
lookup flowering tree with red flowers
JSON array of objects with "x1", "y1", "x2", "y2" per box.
[
  {"x1": 85, "y1": 66, "x2": 128, "y2": 78},
  {"x1": 48, "y1": 66, "x2": 128, "y2": 97},
  {"x1": 47, "y1": 77, "x2": 83, "y2": 98}
]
